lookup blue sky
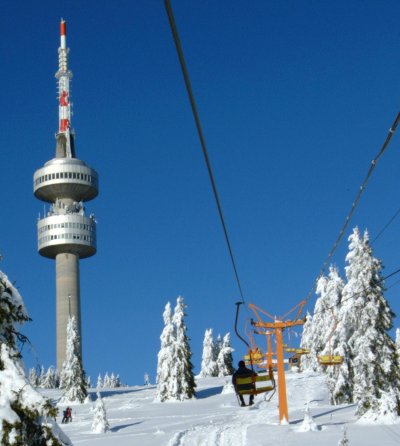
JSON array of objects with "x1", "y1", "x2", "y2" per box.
[{"x1": 2, "y1": 0, "x2": 400, "y2": 385}]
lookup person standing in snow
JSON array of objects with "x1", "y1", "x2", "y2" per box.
[{"x1": 232, "y1": 360, "x2": 257, "y2": 406}]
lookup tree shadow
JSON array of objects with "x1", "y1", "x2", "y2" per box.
[
  {"x1": 196, "y1": 386, "x2": 224, "y2": 399},
  {"x1": 90, "y1": 387, "x2": 152, "y2": 400},
  {"x1": 111, "y1": 421, "x2": 142, "y2": 432},
  {"x1": 290, "y1": 404, "x2": 357, "y2": 425}
]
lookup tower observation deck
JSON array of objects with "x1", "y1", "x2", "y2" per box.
[{"x1": 34, "y1": 19, "x2": 99, "y2": 370}]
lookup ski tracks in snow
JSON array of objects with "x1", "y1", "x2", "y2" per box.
[{"x1": 166, "y1": 418, "x2": 247, "y2": 446}]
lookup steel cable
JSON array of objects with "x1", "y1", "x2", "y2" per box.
[{"x1": 164, "y1": 0, "x2": 245, "y2": 302}]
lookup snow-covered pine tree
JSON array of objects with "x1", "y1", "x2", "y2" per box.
[
  {"x1": 38, "y1": 365, "x2": 46, "y2": 388},
  {"x1": 110, "y1": 372, "x2": 117, "y2": 388},
  {"x1": 59, "y1": 315, "x2": 87, "y2": 403},
  {"x1": 28, "y1": 367, "x2": 39, "y2": 387},
  {"x1": 103, "y1": 372, "x2": 111, "y2": 388},
  {"x1": 199, "y1": 329, "x2": 218, "y2": 377},
  {"x1": 0, "y1": 270, "x2": 71, "y2": 446},
  {"x1": 171, "y1": 296, "x2": 196, "y2": 400},
  {"x1": 395, "y1": 328, "x2": 400, "y2": 366},
  {"x1": 214, "y1": 334, "x2": 222, "y2": 374},
  {"x1": 299, "y1": 311, "x2": 313, "y2": 371},
  {"x1": 91, "y1": 392, "x2": 110, "y2": 434},
  {"x1": 96, "y1": 373, "x2": 103, "y2": 389},
  {"x1": 339, "y1": 228, "x2": 400, "y2": 418},
  {"x1": 42, "y1": 366, "x2": 57, "y2": 389},
  {"x1": 86, "y1": 375, "x2": 91, "y2": 388},
  {"x1": 216, "y1": 333, "x2": 234, "y2": 377},
  {"x1": 301, "y1": 266, "x2": 344, "y2": 373},
  {"x1": 156, "y1": 302, "x2": 176, "y2": 401}
]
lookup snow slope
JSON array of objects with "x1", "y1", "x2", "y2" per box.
[{"x1": 44, "y1": 371, "x2": 400, "y2": 445}]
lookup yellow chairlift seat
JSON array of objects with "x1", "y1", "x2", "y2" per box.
[
  {"x1": 318, "y1": 355, "x2": 344, "y2": 365},
  {"x1": 285, "y1": 348, "x2": 310, "y2": 354},
  {"x1": 244, "y1": 350, "x2": 265, "y2": 365},
  {"x1": 235, "y1": 370, "x2": 275, "y2": 396}
]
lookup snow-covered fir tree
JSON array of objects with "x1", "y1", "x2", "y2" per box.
[
  {"x1": 28, "y1": 367, "x2": 39, "y2": 387},
  {"x1": 395, "y1": 328, "x2": 400, "y2": 366},
  {"x1": 42, "y1": 366, "x2": 58, "y2": 389},
  {"x1": 59, "y1": 315, "x2": 87, "y2": 403},
  {"x1": 299, "y1": 311, "x2": 313, "y2": 371},
  {"x1": 335, "y1": 228, "x2": 400, "y2": 418},
  {"x1": 301, "y1": 266, "x2": 344, "y2": 372},
  {"x1": 171, "y1": 296, "x2": 196, "y2": 400},
  {"x1": 86, "y1": 375, "x2": 91, "y2": 388},
  {"x1": 91, "y1": 392, "x2": 110, "y2": 434},
  {"x1": 110, "y1": 372, "x2": 117, "y2": 388},
  {"x1": 199, "y1": 328, "x2": 218, "y2": 377},
  {"x1": 156, "y1": 297, "x2": 196, "y2": 401},
  {"x1": 38, "y1": 365, "x2": 46, "y2": 388},
  {"x1": 214, "y1": 334, "x2": 222, "y2": 367},
  {"x1": 0, "y1": 270, "x2": 71, "y2": 445},
  {"x1": 216, "y1": 333, "x2": 234, "y2": 377},
  {"x1": 103, "y1": 372, "x2": 111, "y2": 388},
  {"x1": 156, "y1": 302, "x2": 176, "y2": 401},
  {"x1": 97, "y1": 373, "x2": 103, "y2": 389}
]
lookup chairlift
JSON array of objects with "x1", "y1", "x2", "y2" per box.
[
  {"x1": 317, "y1": 309, "x2": 343, "y2": 366},
  {"x1": 234, "y1": 303, "x2": 276, "y2": 400},
  {"x1": 285, "y1": 347, "x2": 310, "y2": 355},
  {"x1": 235, "y1": 366, "x2": 275, "y2": 396}
]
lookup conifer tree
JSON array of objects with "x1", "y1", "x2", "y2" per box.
[
  {"x1": 395, "y1": 328, "x2": 400, "y2": 366},
  {"x1": 336, "y1": 228, "x2": 400, "y2": 418},
  {"x1": 38, "y1": 365, "x2": 46, "y2": 388},
  {"x1": 171, "y1": 296, "x2": 196, "y2": 400},
  {"x1": 96, "y1": 373, "x2": 103, "y2": 389},
  {"x1": 199, "y1": 329, "x2": 218, "y2": 377},
  {"x1": 301, "y1": 266, "x2": 344, "y2": 373},
  {"x1": 156, "y1": 297, "x2": 196, "y2": 401},
  {"x1": 28, "y1": 367, "x2": 38, "y2": 387},
  {"x1": 110, "y1": 372, "x2": 117, "y2": 388},
  {"x1": 59, "y1": 315, "x2": 87, "y2": 403},
  {"x1": 156, "y1": 302, "x2": 176, "y2": 401},
  {"x1": 103, "y1": 372, "x2": 111, "y2": 388},
  {"x1": 42, "y1": 366, "x2": 57, "y2": 389},
  {"x1": 214, "y1": 334, "x2": 222, "y2": 372},
  {"x1": 91, "y1": 392, "x2": 110, "y2": 434},
  {"x1": 300, "y1": 312, "x2": 313, "y2": 371},
  {"x1": 216, "y1": 333, "x2": 234, "y2": 377},
  {"x1": 0, "y1": 271, "x2": 71, "y2": 445}
]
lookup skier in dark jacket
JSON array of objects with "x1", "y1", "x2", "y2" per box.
[{"x1": 232, "y1": 360, "x2": 257, "y2": 406}]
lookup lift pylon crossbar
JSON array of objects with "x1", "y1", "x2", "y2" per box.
[{"x1": 248, "y1": 303, "x2": 305, "y2": 424}]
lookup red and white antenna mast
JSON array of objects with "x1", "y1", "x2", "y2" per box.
[{"x1": 55, "y1": 19, "x2": 74, "y2": 157}]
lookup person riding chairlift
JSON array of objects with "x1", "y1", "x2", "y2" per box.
[{"x1": 232, "y1": 360, "x2": 257, "y2": 407}]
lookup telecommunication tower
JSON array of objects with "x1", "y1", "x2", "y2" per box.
[{"x1": 33, "y1": 19, "x2": 99, "y2": 370}]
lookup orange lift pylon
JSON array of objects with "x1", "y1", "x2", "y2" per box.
[{"x1": 248, "y1": 300, "x2": 306, "y2": 423}]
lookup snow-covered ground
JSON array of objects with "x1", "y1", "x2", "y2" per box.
[{"x1": 45, "y1": 371, "x2": 400, "y2": 445}]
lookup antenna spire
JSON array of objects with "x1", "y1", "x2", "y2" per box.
[{"x1": 56, "y1": 18, "x2": 74, "y2": 157}]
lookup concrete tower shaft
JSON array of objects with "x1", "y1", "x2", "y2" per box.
[{"x1": 33, "y1": 19, "x2": 99, "y2": 371}]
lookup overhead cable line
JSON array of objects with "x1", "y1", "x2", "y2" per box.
[
  {"x1": 164, "y1": 0, "x2": 245, "y2": 302},
  {"x1": 371, "y1": 206, "x2": 400, "y2": 245},
  {"x1": 306, "y1": 112, "x2": 400, "y2": 303}
]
